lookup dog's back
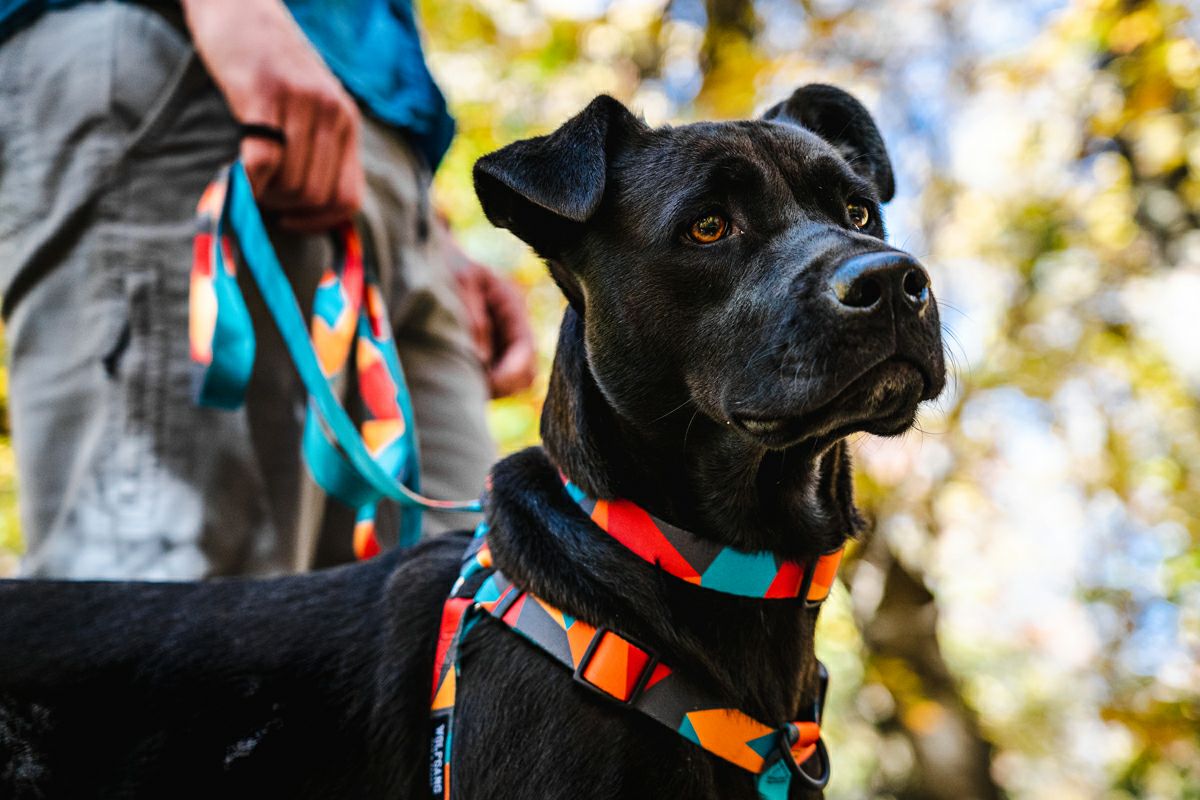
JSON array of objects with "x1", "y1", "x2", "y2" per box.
[{"x1": 0, "y1": 533, "x2": 466, "y2": 798}]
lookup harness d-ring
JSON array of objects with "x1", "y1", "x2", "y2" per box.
[
  {"x1": 774, "y1": 659, "x2": 830, "y2": 790},
  {"x1": 778, "y1": 731, "x2": 831, "y2": 790}
]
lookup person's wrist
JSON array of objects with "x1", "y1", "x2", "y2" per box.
[
  {"x1": 182, "y1": 0, "x2": 273, "y2": 17},
  {"x1": 182, "y1": 0, "x2": 289, "y2": 42}
]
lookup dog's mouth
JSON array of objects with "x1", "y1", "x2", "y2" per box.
[{"x1": 731, "y1": 357, "x2": 931, "y2": 449}]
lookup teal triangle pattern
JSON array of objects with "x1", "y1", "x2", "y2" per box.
[
  {"x1": 678, "y1": 714, "x2": 701, "y2": 746},
  {"x1": 748, "y1": 730, "x2": 779, "y2": 759}
]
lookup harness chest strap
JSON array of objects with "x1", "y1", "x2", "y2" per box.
[{"x1": 429, "y1": 519, "x2": 842, "y2": 800}]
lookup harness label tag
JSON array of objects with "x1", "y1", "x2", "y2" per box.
[{"x1": 429, "y1": 717, "x2": 448, "y2": 797}]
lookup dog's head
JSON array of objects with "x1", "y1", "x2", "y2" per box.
[{"x1": 477, "y1": 86, "x2": 944, "y2": 452}]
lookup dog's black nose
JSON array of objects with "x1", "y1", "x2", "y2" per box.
[{"x1": 829, "y1": 252, "x2": 930, "y2": 314}]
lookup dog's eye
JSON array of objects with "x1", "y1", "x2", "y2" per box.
[
  {"x1": 846, "y1": 202, "x2": 870, "y2": 229},
  {"x1": 688, "y1": 213, "x2": 729, "y2": 244}
]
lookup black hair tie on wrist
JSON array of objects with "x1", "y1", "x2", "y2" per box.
[{"x1": 238, "y1": 123, "x2": 287, "y2": 145}]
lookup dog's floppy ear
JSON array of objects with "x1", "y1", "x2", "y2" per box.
[
  {"x1": 474, "y1": 95, "x2": 638, "y2": 258},
  {"x1": 763, "y1": 84, "x2": 895, "y2": 202}
]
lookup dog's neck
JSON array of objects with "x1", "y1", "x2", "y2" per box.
[
  {"x1": 541, "y1": 308, "x2": 859, "y2": 559},
  {"x1": 485, "y1": 308, "x2": 856, "y2": 736}
]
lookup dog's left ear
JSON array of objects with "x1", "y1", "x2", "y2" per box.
[{"x1": 763, "y1": 84, "x2": 895, "y2": 202}]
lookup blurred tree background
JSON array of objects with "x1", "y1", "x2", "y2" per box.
[
  {"x1": 1, "y1": 0, "x2": 1198, "y2": 797},
  {"x1": 416, "y1": 0, "x2": 1200, "y2": 796}
]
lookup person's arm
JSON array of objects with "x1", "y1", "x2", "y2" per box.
[{"x1": 181, "y1": 0, "x2": 364, "y2": 232}]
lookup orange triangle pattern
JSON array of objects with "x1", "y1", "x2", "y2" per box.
[
  {"x1": 683, "y1": 708, "x2": 777, "y2": 773},
  {"x1": 431, "y1": 668, "x2": 456, "y2": 712},
  {"x1": 807, "y1": 549, "x2": 844, "y2": 602}
]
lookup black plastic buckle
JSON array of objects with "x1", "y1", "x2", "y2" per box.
[
  {"x1": 802, "y1": 550, "x2": 842, "y2": 609},
  {"x1": 572, "y1": 627, "x2": 659, "y2": 705},
  {"x1": 813, "y1": 661, "x2": 828, "y2": 724},
  {"x1": 489, "y1": 585, "x2": 524, "y2": 620},
  {"x1": 798, "y1": 556, "x2": 818, "y2": 608}
]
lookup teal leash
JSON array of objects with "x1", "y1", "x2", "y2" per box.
[{"x1": 194, "y1": 162, "x2": 483, "y2": 549}]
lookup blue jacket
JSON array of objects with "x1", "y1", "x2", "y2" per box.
[{"x1": 0, "y1": 0, "x2": 455, "y2": 169}]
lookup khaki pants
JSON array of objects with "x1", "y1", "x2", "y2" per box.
[{"x1": 0, "y1": 1, "x2": 493, "y2": 579}]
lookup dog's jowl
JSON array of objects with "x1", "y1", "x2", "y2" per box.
[{"x1": 0, "y1": 85, "x2": 944, "y2": 799}]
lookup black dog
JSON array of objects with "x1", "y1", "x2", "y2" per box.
[{"x1": 0, "y1": 85, "x2": 943, "y2": 799}]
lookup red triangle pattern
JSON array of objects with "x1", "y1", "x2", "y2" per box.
[
  {"x1": 597, "y1": 499, "x2": 699, "y2": 580},
  {"x1": 764, "y1": 560, "x2": 805, "y2": 598}
]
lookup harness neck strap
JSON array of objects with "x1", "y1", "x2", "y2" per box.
[{"x1": 562, "y1": 476, "x2": 844, "y2": 602}]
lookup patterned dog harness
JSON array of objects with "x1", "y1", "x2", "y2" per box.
[{"x1": 429, "y1": 478, "x2": 844, "y2": 799}]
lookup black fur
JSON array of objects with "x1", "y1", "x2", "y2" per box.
[{"x1": 0, "y1": 86, "x2": 944, "y2": 799}]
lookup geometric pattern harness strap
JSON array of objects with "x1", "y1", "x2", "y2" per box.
[
  {"x1": 428, "y1": 521, "x2": 836, "y2": 800},
  {"x1": 563, "y1": 477, "x2": 844, "y2": 602}
]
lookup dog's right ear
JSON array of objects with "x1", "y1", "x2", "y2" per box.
[
  {"x1": 474, "y1": 95, "x2": 639, "y2": 263},
  {"x1": 763, "y1": 84, "x2": 895, "y2": 202}
]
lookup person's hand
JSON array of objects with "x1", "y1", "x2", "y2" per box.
[
  {"x1": 440, "y1": 225, "x2": 536, "y2": 398},
  {"x1": 182, "y1": 0, "x2": 364, "y2": 232}
]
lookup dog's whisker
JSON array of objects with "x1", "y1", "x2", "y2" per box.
[
  {"x1": 940, "y1": 325, "x2": 973, "y2": 386},
  {"x1": 937, "y1": 300, "x2": 970, "y2": 317},
  {"x1": 682, "y1": 409, "x2": 701, "y2": 455},
  {"x1": 648, "y1": 397, "x2": 695, "y2": 425}
]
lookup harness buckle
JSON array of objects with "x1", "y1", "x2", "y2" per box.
[
  {"x1": 814, "y1": 661, "x2": 828, "y2": 723},
  {"x1": 803, "y1": 548, "x2": 844, "y2": 608},
  {"x1": 572, "y1": 627, "x2": 659, "y2": 705},
  {"x1": 489, "y1": 584, "x2": 524, "y2": 620}
]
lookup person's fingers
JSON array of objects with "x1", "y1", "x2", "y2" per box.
[
  {"x1": 239, "y1": 114, "x2": 286, "y2": 198},
  {"x1": 271, "y1": 94, "x2": 317, "y2": 204},
  {"x1": 278, "y1": 107, "x2": 362, "y2": 227},
  {"x1": 488, "y1": 334, "x2": 537, "y2": 398},
  {"x1": 454, "y1": 265, "x2": 494, "y2": 366},
  {"x1": 303, "y1": 107, "x2": 344, "y2": 214},
  {"x1": 276, "y1": 207, "x2": 359, "y2": 233},
  {"x1": 482, "y1": 270, "x2": 536, "y2": 397},
  {"x1": 486, "y1": 268, "x2": 533, "y2": 345},
  {"x1": 329, "y1": 115, "x2": 364, "y2": 220}
]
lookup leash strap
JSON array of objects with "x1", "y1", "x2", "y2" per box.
[
  {"x1": 190, "y1": 162, "x2": 484, "y2": 553},
  {"x1": 428, "y1": 525, "x2": 832, "y2": 799},
  {"x1": 563, "y1": 477, "x2": 844, "y2": 601}
]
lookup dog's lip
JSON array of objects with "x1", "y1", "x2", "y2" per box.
[
  {"x1": 736, "y1": 416, "x2": 791, "y2": 435},
  {"x1": 730, "y1": 356, "x2": 929, "y2": 447}
]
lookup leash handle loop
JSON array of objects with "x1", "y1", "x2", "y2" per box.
[
  {"x1": 193, "y1": 162, "x2": 484, "y2": 550},
  {"x1": 223, "y1": 163, "x2": 484, "y2": 512}
]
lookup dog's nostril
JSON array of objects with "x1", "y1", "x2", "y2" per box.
[
  {"x1": 840, "y1": 276, "x2": 882, "y2": 309},
  {"x1": 902, "y1": 268, "x2": 928, "y2": 300}
]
